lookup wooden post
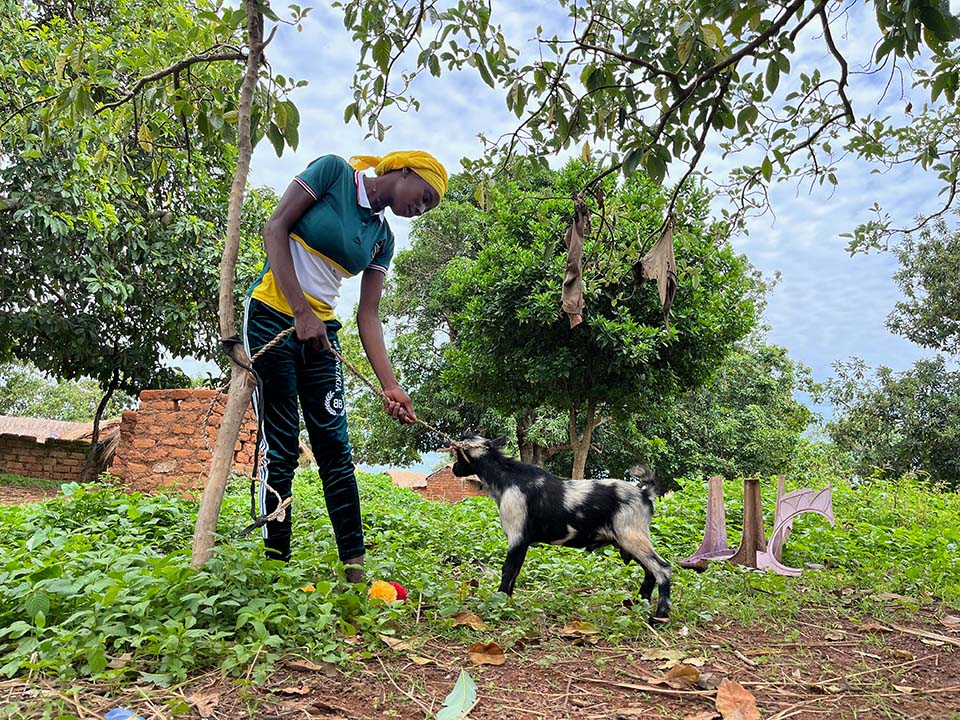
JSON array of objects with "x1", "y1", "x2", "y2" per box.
[{"x1": 728, "y1": 477, "x2": 767, "y2": 569}]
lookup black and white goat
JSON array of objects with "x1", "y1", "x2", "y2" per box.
[{"x1": 452, "y1": 435, "x2": 672, "y2": 621}]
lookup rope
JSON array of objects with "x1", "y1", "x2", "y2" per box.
[{"x1": 203, "y1": 326, "x2": 461, "y2": 540}]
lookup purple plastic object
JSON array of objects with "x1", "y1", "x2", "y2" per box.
[
  {"x1": 680, "y1": 476, "x2": 734, "y2": 570},
  {"x1": 756, "y1": 480, "x2": 835, "y2": 576}
]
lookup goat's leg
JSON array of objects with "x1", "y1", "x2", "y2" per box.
[
  {"x1": 620, "y1": 548, "x2": 656, "y2": 601},
  {"x1": 619, "y1": 533, "x2": 672, "y2": 621},
  {"x1": 498, "y1": 543, "x2": 529, "y2": 595}
]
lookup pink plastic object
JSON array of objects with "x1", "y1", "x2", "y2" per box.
[
  {"x1": 756, "y1": 479, "x2": 835, "y2": 576},
  {"x1": 680, "y1": 476, "x2": 735, "y2": 571}
]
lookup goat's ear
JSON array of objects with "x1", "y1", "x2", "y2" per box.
[{"x1": 491, "y1": 435, "x2": 508, "y2": 450}]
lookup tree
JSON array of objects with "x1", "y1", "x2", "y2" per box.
[
  {"x1": 0, "y1": 0, "x2": 302, "y2": 550},
  {"x1": 630, "y1": 336, "x2": 817, "y2": 483},
  {"x1": 353, "y1": 160, "x2": 759, "y2": 478},
  {"x1": 825, "y1": 356, "x2": 960, "y2": 489},
  {"x1": 886, "y1": 216, "x2": 960, "y2": 355},
  {"x1": 337, "y1": 0, "x2": 960, "y2": 248},
  {"x1": 0, "y1": 361, "x2": 133, "y2": 422}
]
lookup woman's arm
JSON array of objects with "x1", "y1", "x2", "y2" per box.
[
  {"x1": 358, "y1": 269, "x2": 416, "y2": 424},
  {"x1": 262, "y1": 181, "x2": 330, "y2": 349}
]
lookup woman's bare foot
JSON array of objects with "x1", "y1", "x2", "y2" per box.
[{"x1": 344, "y1": 555, "x2": 364, "y2": 584}]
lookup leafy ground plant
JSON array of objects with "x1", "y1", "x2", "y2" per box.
[{"x1": 0, "y1": 469, "x2": 958, "y2": 718}]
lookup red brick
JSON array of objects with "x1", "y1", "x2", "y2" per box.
[
  {"x1": 132, "y1": 438, "x2": 156, "y2": 449},
  {"x1": 126, "y1": 463, "x2": 148, "y2": 475}
]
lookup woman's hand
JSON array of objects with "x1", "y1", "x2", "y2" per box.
[
  {"x1": 382, "y1": 385, "x2": 416, "y2": 424},
  {"x1": 294, "y1": 308, "x2": 330, "y2": 351}
]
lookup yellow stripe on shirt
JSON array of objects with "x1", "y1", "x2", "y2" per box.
[{"x1": 250, "y1": 269, "x2": 336, "y2": 321}]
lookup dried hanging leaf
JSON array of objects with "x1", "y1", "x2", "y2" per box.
[
  {"x1": 648, "y1": 663, "x2": 700, "y2": 689},
  {"x1": 468, "y1": 641, "x2": 506, "y2": 666},
  {"x1": 715, "y1": 679, "x2": 760, "y2": 720},
  {"x1": 190, "y1": 689, "x2": 221, "y2": 719},
  {"x1": 450, "y1": 611, "x2": 487, "y2": 631}
]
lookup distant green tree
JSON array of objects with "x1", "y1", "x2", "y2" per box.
[
  {"x1": 887, "y1": 218, "x2": 960, "y2": 356},
  {"x1": 0, "y1": 361, "x2": 133, "y2": 422},
  {"x1": 826, "y1": 356, "x2": 960, "y2": 489}
]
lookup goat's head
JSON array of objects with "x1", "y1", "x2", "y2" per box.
[{"x1": 451, "y1": 432, "x2": 507, "y2": 477}]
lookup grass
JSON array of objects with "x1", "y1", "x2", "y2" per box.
[
  {"x1": 0, "y1": 472, "x2": 65, "y2": 490},
  {"x1": 0, "y1": 467, "x2": 957, "y2": 703}
]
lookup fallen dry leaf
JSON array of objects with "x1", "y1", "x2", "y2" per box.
[
  {"x1": 939, "y1": 615, "x2": 960, "y2": 631},
  {"x1": 468, "y1": 641, "x2": 505, "y2": 666},
  {"x1": 859, "y1": 622, "x2": 892, "y2": 633},
  {"x1": 342, "y1": 635, "x2": 363, "y2": 645},
  {"x1": 190, "y1": 689, "x2": 220, "y2": 719},
  {"x1": 889, "y1": 648, "x2": 915, "y2": 660},
  {"x1": 684, "y1": 712, "x2": 720, "y2": 720},
  {"x1": 379, "y1": 634, "x2": 415, "y2": 652},
  {"x1": 641, "y1": 648, "x2": 685, "y2": 663},
  {"x1": 277, "y1": 685, "x2": 312, "y2": 696},
  {"x1": 648, "y1": 663, "x2": 700, "y2": 689},
  {"x1": 408, "y1": 654, "x2": 436, "y2": 666},
  {"x1": 696, "y1": 671, "x2": 723, "y2": 691},
  {"x1": 920, "y1": 638, "x2": 945, "y2": 647},
  {"x1": 715, "y1": 678, "x2": 760, "y2": 720},
  {"x1": 107, "y1": 652, "x2": 133, "y2": 670},
  {"x1": 870, "y1": 592, "x2": 920, "y2": 605},
  {"x1": 450, "y1": 611, "x2": 487, "y2": 630},
  {"x1": 824, "y1": 631, "x2": 846, "y2": 641},
  {"x1": 283, "y1": 659, "x2": 338, "y2": 676},
  {"x1": 894, "y1": 685, "x2": 918, "y2": 694},
  {"x1": 561, "y1": 621, "x2": 601, "y2": 637}
]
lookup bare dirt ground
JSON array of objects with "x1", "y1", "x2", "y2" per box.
[
  {"x1": 5, "y1": 605, "x2": 958, "y2": 719},
  {"x1": 0, "y1": 483, "x2": 58, "y2": 505}
]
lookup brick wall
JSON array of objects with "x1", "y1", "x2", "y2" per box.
[
  {"x1": 0, "y1": 433, "x2": 95, "y2": 482},
  {"x1": 418, "y1": 466, "x2": 487, "y2": 503},
  {"x1": 109, "y1": 389, "x2": 258, "y2": 493}
]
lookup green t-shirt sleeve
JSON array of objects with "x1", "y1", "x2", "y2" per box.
[
  {"x1": 294, "y1": 155, "x2": 346, "y2": 201},
  {"x1": 368, "y1": 227, "x2": 395, "y2": 274}
]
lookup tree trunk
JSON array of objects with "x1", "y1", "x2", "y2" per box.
[
  {"x1": 80, "y1": 369, "x2": 119, "y2": 483},
  {"x1": 569, "y1": 401, "x2": 600, "y2": 480},
  {"x1": 192, "y1": 0, "x2": 263, "y2": 568}
]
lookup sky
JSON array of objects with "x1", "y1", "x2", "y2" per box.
[{"x1": 178, "y1": 2, "x2": 959, "y2": 469}]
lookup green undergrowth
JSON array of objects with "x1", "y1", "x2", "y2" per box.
[
  {"x1": 0, "y1": 472, "x2": 64, "y2": 490},
  {"x1": 0, "y1": 470, "x2": 957, "y2": 691}
]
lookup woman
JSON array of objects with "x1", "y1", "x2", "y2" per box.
[{"x1": 243, "y1": 151, "x2": 447, "y2": 582}]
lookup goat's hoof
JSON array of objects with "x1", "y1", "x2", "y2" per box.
[{"x1": 649, "y1": 615, "x2": 670, "y2": 626}]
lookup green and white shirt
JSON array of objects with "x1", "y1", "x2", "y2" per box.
[{"x1": 249, "y1": 155, "x2": 395, "y2": 320}]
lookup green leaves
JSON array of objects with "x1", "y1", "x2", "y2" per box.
[{"x1": 436, "y1": 670, "x2": 478, "y2": 720}]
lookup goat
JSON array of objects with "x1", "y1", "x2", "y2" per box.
[{"x1": 452, "y1": 434, "x2": 672, "y2": 621}]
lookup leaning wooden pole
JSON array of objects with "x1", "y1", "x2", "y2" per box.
[{"x1": 192, "y1": 0, "x2": 263, "y2": 568}]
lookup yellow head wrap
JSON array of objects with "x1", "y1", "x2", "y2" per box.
[{"x1": 348, "y1": 151, "x2": 448, "y2": 201}]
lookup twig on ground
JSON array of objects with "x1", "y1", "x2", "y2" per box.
[{"x1": 376, "y1": 656, "x2": 434, "y2": 717}]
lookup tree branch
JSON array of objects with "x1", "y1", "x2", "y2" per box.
[{"x1": 95, "y1": 49, "x2": 246, "y2": 114}]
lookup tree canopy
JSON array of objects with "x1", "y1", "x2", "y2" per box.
[
  {"x1": 346, "y1": 160, "x2": 760, "y2": 478},
  {"x1": 0, "y1": 0, "x2": 287, "y2": 398},
  {"x1": 338, "y1": 0, "x2": 960, "y2": 248}
]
